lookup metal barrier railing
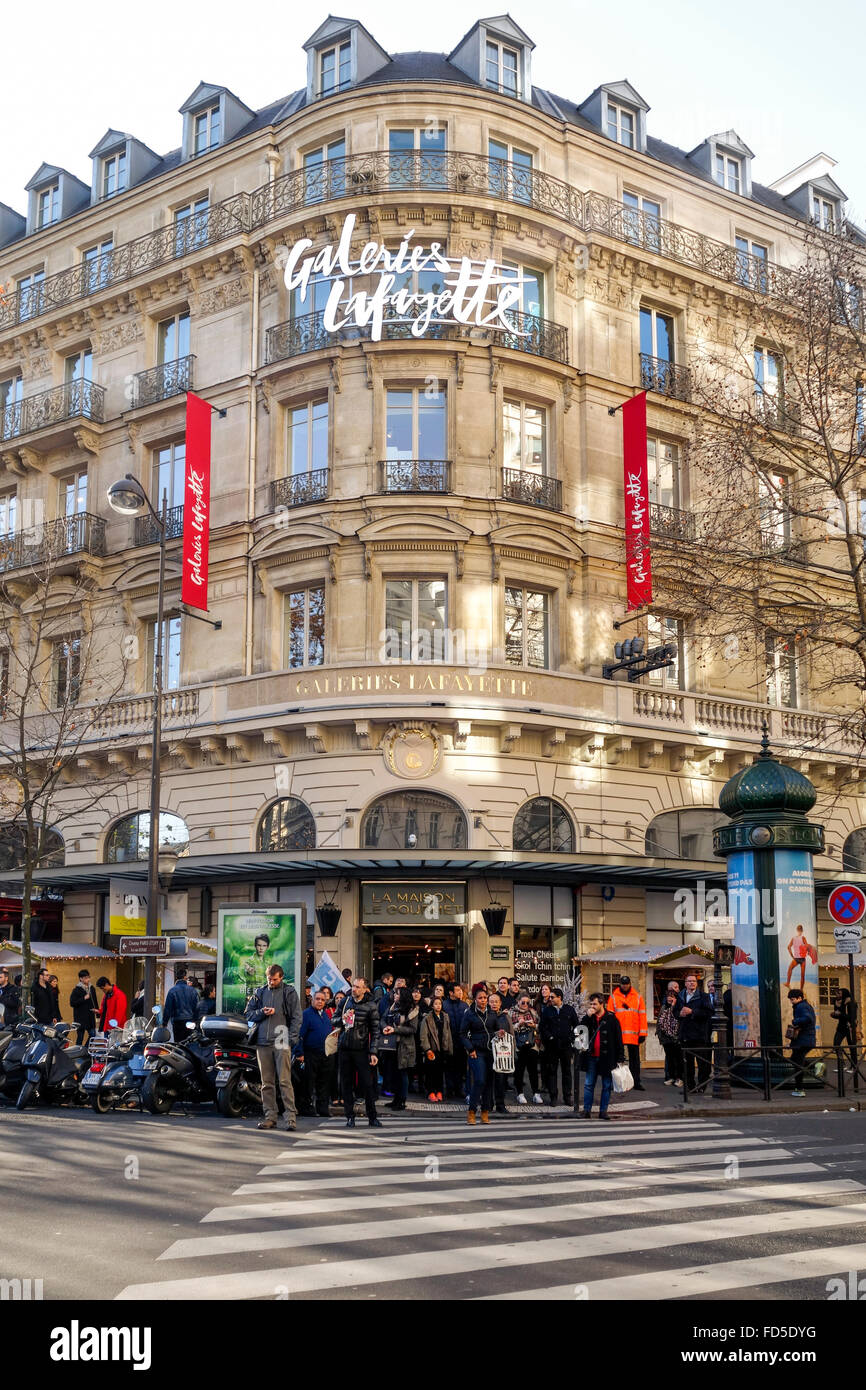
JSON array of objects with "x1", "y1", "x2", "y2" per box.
[{"x1": 679, "y1": 1043, "x2": 862, "y2": 1103}]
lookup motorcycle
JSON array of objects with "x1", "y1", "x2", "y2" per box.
[
  {"x1": 141, "y1": 1016, "x2": 219, "y2": 1115},
  {"x1": 17, "y1": 1018, "x2": 91, "y2": 1110},
  {"x1": 202, "y1": 1013, "x2": 262, "y2": 1118},
  {"x1": 0, "y1": 1021, "x2": 37, "y2": 1103},
  {"x1": 81, "y1": 1010, "x2": 164, "y2": 1113}
]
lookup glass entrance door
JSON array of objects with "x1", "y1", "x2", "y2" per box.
[{"x1": 368, "y1": 928, "x2": 460, "y2": 988}]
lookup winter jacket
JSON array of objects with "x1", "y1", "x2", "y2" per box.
[
  {"x1": 32, "y1": 982, "x2": 56, "y2": 1025},
  {"x1": 393, "y1": 1007, "x2": 423, "y2": 1070},
  {"x1": 245, "y1": 982, "x2": 302, "y2": 1049},
  {"x1": 605, "y1": 987, "x2": 647, "y2": 1046},
  {"x1": 672, "y1": 988, "x2": 712, "y2": 1043},
  {"x1": 577, "y1": 1010, "x2": 626, "y2": 1076},
  {"x1": 459, "y1": 1003, "x2": 504, "y2": 1055},
  {"x1": 69, "y1": 984, "x2": 98, "y2": 1030},
  {"x1": 163, "y1": 980, "x2": 200, "y2": 1025},
  {"x1": 444, "y1": 996, "x2": 468, "y2": 1037},
  {"x1": 0, "y1": 982, "x2": 21, "y2": 1026},
  {"x1": 297, "y1": 1005, "x2": 334, "y2": 1055},
  {"x1": 334, "y1": 991, "x2": 380, "y2": 1055},
  {"x1": 790, "y1": 999, "x2": 816, "y2": 1050},
  {"x1": 98, "y1": 986, "x2": 128, "y2": 1029},
  {"x1": 540, "y1": 1002, "x2": 579, "y2": 1050},
  {"x1": 421, "y1": 1009, "x2": 453, "y2": 1058},
  {"x1": 509, "y1": 1004, "x2": 541, "y2": 1050}
]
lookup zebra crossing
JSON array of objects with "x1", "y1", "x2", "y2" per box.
[{"x1": 115, "y1": 1113, "x2": 866, "y2": 1301}]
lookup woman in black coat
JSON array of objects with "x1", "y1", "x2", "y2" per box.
[
  {"x1": 31, "y1": 968, "x2": 58, "y2": 1024},
  {"x1": 576, "y1": 993, "x2": 625, "y2": 1119}
]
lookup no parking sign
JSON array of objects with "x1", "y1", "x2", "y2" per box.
[{"x1": 828, "y1": 883, "x2": 866, "y2": 927}]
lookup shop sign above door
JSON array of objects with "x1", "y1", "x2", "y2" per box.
[{"x1": 362, "y1": 881, "x2": 467, "y2": 925}]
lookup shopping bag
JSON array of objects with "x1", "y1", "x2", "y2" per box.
[
  {"x1": 324, "y1": 1028, "x2": 340, "y2": 1057},
  {"x1": 611, "y1": 1062, "x2": 634, "y2": 1094}
]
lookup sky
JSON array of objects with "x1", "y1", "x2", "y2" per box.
[{"x1": 1, "y1": 0, "x2": 863, "y2": 223}]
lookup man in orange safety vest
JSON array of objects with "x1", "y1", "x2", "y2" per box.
[{"x1": 606, "y1": 975, "x2": 647, "y2": 1090}]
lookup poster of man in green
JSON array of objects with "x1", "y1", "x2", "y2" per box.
[{"x1": 217, "y1": 904, "x2": 304, "y2": 1013}]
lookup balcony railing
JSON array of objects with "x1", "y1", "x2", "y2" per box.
[
  {"x1": 378, "y1": 459, "x2": 451, "y2": 494},
  {"x1": 759, "y1": 530, "x2": 807, "y2": 563},
  {"x1": 0, "y1": 152, "x2": 808, "y2": 338},
  {"x1": 640, "y1": 354, "x2": 691, "y2": 402},
  {"x1": 0, "y1": 513, "x2": 106, "y2": 574},
  {"x1": 91, "y1": 687, "x2": 199, "y2": 733},
  {"x1": 134, "y1": 504, "x2": 184, "y2": 547},
  {"x1": 265, "y1": 308, "x2": 568, "y2": 366},
  {"x1": 649, "y1": 502, "x2": 696, "y2": 541},
  {"x1": 134, "y1": 356, "x2": 194, "y2": 408},
  {"x1": 270, "y1": 470, "x2": 329, "y2": 510},
  {"x1": 501, "y1": 467, "x2": 562, "y2": 511},
  {"x1": 0, "y1": 379, "x2": 104, "y2": 442}
]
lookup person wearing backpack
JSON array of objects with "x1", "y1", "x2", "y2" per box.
[{"x1": 787, "y1": 988, "x2": 816, "y2": 1097}]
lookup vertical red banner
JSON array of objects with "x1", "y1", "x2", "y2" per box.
[
  {"x1": 182, "y1": 392, "x2": 211, "y2": 609},
  {"x1": 622, "y1": 391, "x2": 652, "y2": 610}
]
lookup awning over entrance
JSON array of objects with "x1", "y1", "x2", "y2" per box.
[{"x1": 578, "y1": 944, "x2": 714, "y2": 966}]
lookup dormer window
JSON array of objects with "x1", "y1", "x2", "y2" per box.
[
  {"x1": 319, "y1": 40, "x2": 351, "y2": 96},
  {"x1": 102, "y1": 151, "x2": 127, "y2": 199},
  {"x1": 486, "y1": 39, "x2": 519, "y2": 96},
  {"x1": 813, "y1": 194, "x2": 837, "y2": 230},
  {"x1": 37, "y1": 185, "x2": 59, "y2": 229},
  {"x1": 715, "y1": 152, "x2": 741, "y2": 193},
  {"x1": 193, "y1": 106, "x2": 221, "y2": 156},
  {"x1": 607, "y1": 102, "x2": 635, "y2": 149}
]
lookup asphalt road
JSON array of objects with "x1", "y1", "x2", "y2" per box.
[{"x1": 3, "y1": 1105, "x2": 866, "y2": 1302}]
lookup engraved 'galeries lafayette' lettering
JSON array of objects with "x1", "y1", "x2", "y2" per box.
[
  {"x1": 293, "y1": 669, "x2": 536, "y2": 698},
  {"x1": 283, "y1": 213, "x2": 526, "y2": 341}
]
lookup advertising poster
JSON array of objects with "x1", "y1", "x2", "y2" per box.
[
  {"x1": 728, "y1": 850, "x2": 760, "y2": 1048},
  {"x1": 773, "y1": 848, "x2": 820, "y2": 1043},
  {"x1": 217, "y1": 904, "x2": 304, "y2": 1014}
]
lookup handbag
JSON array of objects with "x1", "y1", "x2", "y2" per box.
[
  {"x1": 611, "y1": 1062, "x2": 634, "y2": 1094},
  {"x1": 785, "y1": 1023, "x2": 798, "y2": 1041},
  {"x1": 324, "y1": 1028, "x2": 340, "y2": 1057},
  {"x1": 377, "y1": 1031, "x2": 398, "y2": 1052}
]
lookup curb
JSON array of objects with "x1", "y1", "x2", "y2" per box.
[{"x1": 398, "y1": 1097, "x2": 864, "y2": 1119}]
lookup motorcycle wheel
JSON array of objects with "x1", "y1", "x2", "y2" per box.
[
  {"x1": 91, "y1": 1088, "x2": 112, "y2": 1114},
  {"x1": 16, "y1": 1080, "x2": 37, "y2": 1111},
  {"x1": 216, "y1": 1076, "x2": 244, "y2": 1119},
  {"x1": 142, "y1": 1073, "x2": 174, "y2": 1115}
]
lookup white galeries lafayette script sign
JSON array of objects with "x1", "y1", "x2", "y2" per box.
[{"x1": 282, "y1": 212, "x2": 527, "y2": 341}]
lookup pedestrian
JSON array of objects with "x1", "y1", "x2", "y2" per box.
[
  {"x1": 505, "y1": 977, "x2": 522, "y2": 1010},
  {"x1": 393, "y1": 987, "x2": 424, "y2": 1109},
  {"x1": 96, "y1": 976, "x2": 128, "y2": 1029},
  {"x1": 47, "y1": 975, "x2": 63, "y2": 1020},
  {"x1": 831, "y1": 988, "x2": 857, "y2": 1071},
  {"x1": 408, "y1": 984, "x2": 426, "y2": 1092},
  {"x1": 0, "y1": 967, "x2": 21, "y2": 1028},
  {"x1": 672, "y1": 972, "x2": 713, "y2": 1092},
  {"x1": 540, "y1": 987, "x2": 578, "y2": 1106},
  {"x1": 656, "y1": 982, "x2": 682, "y2": 1087},
  {"x1": 341, "y1": 968, "x2": 353, "y2": 989},
  {"x1": 130, "y1": 981, "x2": 146, "y2": 1019},
  {"x1": 245, "y1": 963, "x2": 301, "y2": 1130},
  {"x1": 163, "y1": 966, "x2": 200, "y2": 1040},
  {"x1": 69, "y1": 969, "x2": 98, "y2": 1047},
  {"x1": 296, "y1": 988, "x2": 334, "y2": 1117},
  {"x1": 420, "y1": 994, "x2": 453, "y2": 1101},
  {"x1": 334, "y1": 975, "x2": 382, "y2": 1127},
  {"x1": 788, "y1": 988, "x2": 816, "y2": 1097},
  {"x1": 444, "y1": 984, "x2": 469, "y2": 1098},
  {"x1": 576, "y1": 993, "x2": 626, "y2": 1119},
  {"x1": 32, "y1": 967, "x2": 57, "y2": 1024},
  {"x1": 605, "y1": 975, "x2": 647, "y2": 1090},
  {"x1": 372, "y1": 971, "x2": 394, "y2": 1006},
  {"x1": 487, "y1": 990, "x2": 514, "y2": 1113},
  {"x1": 460, "y1": 983, "x2": 500, "y2": 1124},
  {"x1": 509, "y1": 992, "x2": 544, "y2": 1104},
  {"x1": 321, "y1": 985, "x2": 335, "y2": 1018},
  {"x1": 196, "y1": 984, "x2": 217, "y2": 1019},
  {"x1": 494, "y1": 976, "x2": 510, "y2": 1007}
]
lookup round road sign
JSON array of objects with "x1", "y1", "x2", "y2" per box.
[{"x1": 828, "y1": 883, "x2": 866, "y2": 925}]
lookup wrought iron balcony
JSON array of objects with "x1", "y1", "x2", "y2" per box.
[
  {"x1": 133, "y1": 356, "x2": 194, "y2": 408},
  {"x1": 134, "y1": 504, "x2": 184, "y2": 547},
  {"x1": 0, "y1": 513, "x2": 106, "y2": 574},
  {"x1": 265, "y1": 308, "x2": 568, "y2": 367},
  {"x1": 650, "y1": 502, "x2": 696, "y2": 541},
  {"x1": 501, "y1": 468, "x2": 562, "y2": 511},
  {"x1": 640, "y1": 353, "x2": 691, "y2": 402},
  {"x1": 759, "y1": 530, "x2": 807, "y2": 563},
  {"x1": 0, "y1": 379, "x2": 104, "y2": 442},
  {"x1": 378, "y1": 460, "x2": 451, "y2": 494},
  {"x1": 754, "y1": 395, "x2": 801, "y2": 435},
  {"x1": 270, "y1": 470, "x2": 329, "y2": 510}
]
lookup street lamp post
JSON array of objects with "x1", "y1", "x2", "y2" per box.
[
  {"x1": 107, "y1": 474, "x2": 169, "y2": 1013},
  {"x1": 711, "y1": 939, "x2": 735, "y2": 1100}
]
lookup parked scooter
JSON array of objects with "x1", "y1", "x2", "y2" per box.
[
  {"x1": 81, "y1": 1009, "x2": 164, "y2": 1113},
  {"x1": 202, "y1": 1014, "x2": 262, "y2": 1117},
  {"x1": 0, "y1": 1021, "x2": 37, "y2": 1103},
  {"x1": 141, "y1": 1016, "x2": 219, "y2": 1114},
  {"x1": 17, "y1": 1015, "x2": 91, "y2": 1110}
]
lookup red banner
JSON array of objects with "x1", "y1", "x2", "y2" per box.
[
  {"x1": 622, "y1": 391, "x2": 652, "y2": 610},
  {"x1": 181, "y1": 393, "x2": 211, "y2": 609}
]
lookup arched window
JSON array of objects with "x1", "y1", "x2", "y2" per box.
[
  {"x1": 106, "y1": 811, "x2": 190, "y2": 864},
  {"x1": 843, "y1": 829, "x2": 866, "y2": 873},
  {"x1": 0, "y1": 826, "x2": 64, "y2": 871},
  {"x1": 362, "y1": 791, "x2": 467, "y2": 850},
  {"x1": 513, "y1": 798, "x2": 575, "y2": 853},
  {"x1": 645, "y1": 808, "x2": 727, "y2": 861},
  {"x1": 257, "y1": 797, "x2": 316, "y2": 852}
]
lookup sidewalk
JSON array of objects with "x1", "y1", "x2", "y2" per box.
[{"x1": 403, "y1": 1070, "x2": 866, "y2": 1119}]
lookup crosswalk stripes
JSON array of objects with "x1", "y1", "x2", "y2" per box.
[{"x1": 114, "y1": 1114, "x2": 866, "y2": 1301}]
